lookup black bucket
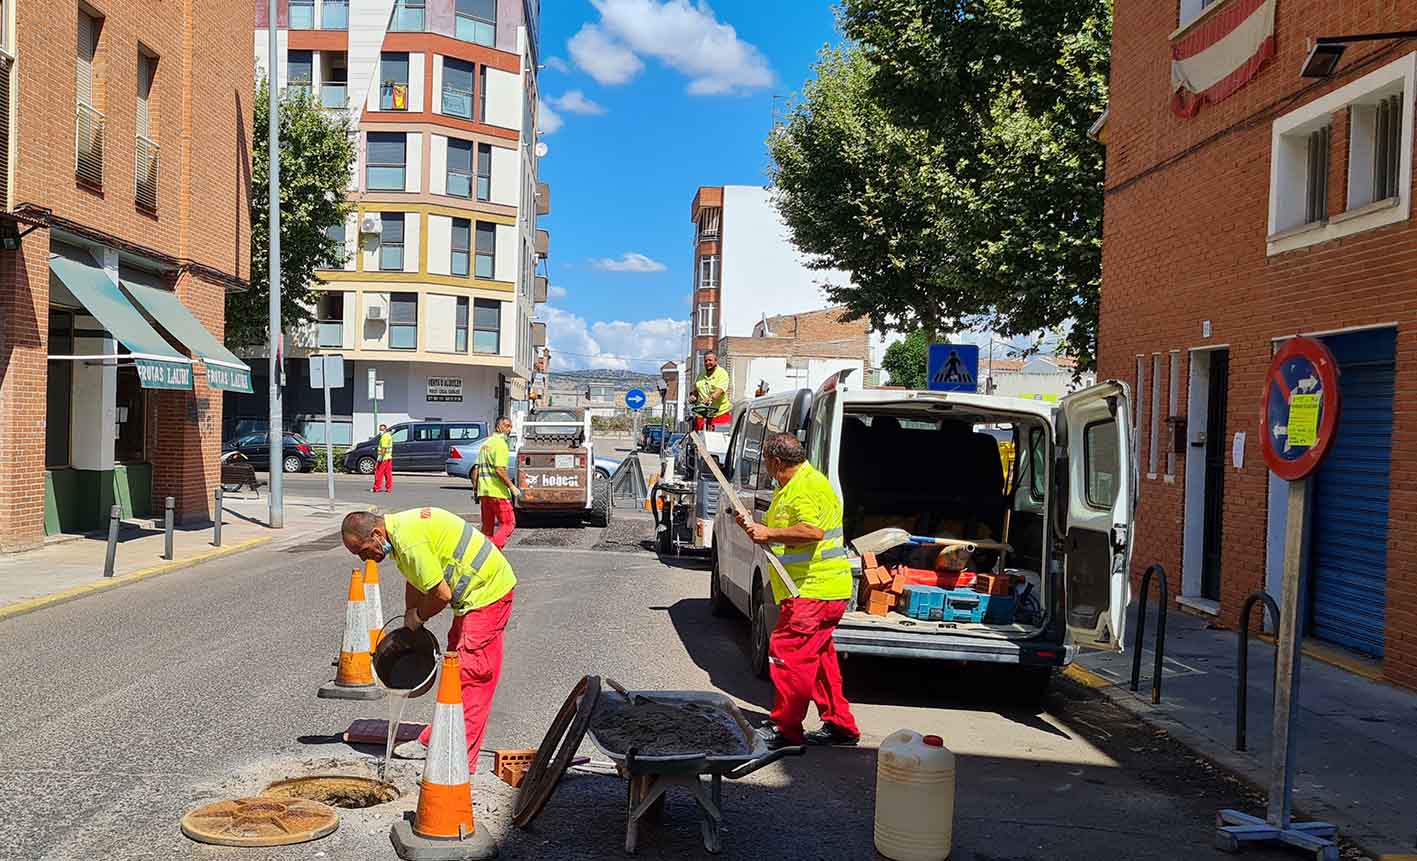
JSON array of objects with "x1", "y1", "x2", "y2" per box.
[{"x1": 372, "y1": 619, "x2": 441, "y2": 697}]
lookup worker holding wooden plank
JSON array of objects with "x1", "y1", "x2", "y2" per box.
[{"x1": 735, "y1": 432, "x2": 860, "y2": 751}]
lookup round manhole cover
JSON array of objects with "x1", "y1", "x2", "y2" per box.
[
  {"x1": 262, "y1": 775, "x2": 400, "y2": 809},
  {"x1": 180, "y1": 797, "x2": 338, "y2": 847}
]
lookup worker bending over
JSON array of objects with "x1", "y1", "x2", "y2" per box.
[
  {"x1": 736, "y1": 433, "x2": 860, "y2": 750},
  {"x1": 372, "y1": 424, "x2": 394, "y2": 493},
  {"x1": 474, "y1": 416, "x2": 519, "y2": 549},
  {"x1": 341, "y1": 508, "x2": 516, "y2": 771},
  {"x1": 691, "y1": 351, "x2": 733, "y2": 430}
]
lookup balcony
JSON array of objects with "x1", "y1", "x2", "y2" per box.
[
  {"x1": 441, "y1": 86, "x2": 473, "y2": 120},
  {"x1": 321, "y1": 84, "x2": 348, "y2": 110},
  {"x1": 533, "y1": 276, "x2": 548, "y2": 304},
  {"x1": 75, "y1": 102, "x2": 105, "y2": 189},
  {"x1": 534, "y1": 228, "x2": 549, "y2": 259},
  {"x1": 531, "y1": 321, "x2": 547, "y2": 348},
  {"x1": 134, "y1": 134, "x2": 159, "y2": 212},
  {"x1": 535, "y1": 181, "x2": 550, "y2": 216}
]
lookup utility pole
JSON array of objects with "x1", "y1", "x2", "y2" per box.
[{"x1": 266, "y1": 0, "x2": 284, "y2": 529}]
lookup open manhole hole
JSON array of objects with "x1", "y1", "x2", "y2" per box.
[{"x1": 262, "y1": 775, "x2": 400, "y2": 809}]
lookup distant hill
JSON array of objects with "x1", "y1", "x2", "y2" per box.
[{"x1": 549, "y1": 369, "x2": 659, "y2": 389}]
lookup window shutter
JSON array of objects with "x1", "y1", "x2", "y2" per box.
[
  {"x1": 136, "y1": 55, "x2": 152, "y2": 138},
  {"x1": 77, "y1": 13, "x2": 96, "y2": 106}
]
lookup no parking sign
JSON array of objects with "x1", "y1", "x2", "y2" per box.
[{"x1": 1261, "y1": 338, "x2": 1341, "y2": 481}]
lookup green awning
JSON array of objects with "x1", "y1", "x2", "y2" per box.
[
  {"x1": 122, "y1": 281, "x2": 254, "y2": 393},
  {"x1": 48, "y1": 255, "x2": 193, "y2": 390}
]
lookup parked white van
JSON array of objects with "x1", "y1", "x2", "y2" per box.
[{"x1": 708, "y1": 373, "x2": 1137, "y2": 699}]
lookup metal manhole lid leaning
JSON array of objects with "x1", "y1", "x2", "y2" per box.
[
  {"x1": 512, "y1": 674, "x2": 601, "y2": 829},
  {"x1": 180, "y1": 797, "x2": 339, "y2": 847}
]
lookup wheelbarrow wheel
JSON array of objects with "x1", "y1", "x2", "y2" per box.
[{"x1": 513, "y1": 675, "x2": 601, "y2": 829}]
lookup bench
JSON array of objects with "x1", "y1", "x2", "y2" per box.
[{"x1": 220, "y1": 459, "x2": 264, "y2": 494}]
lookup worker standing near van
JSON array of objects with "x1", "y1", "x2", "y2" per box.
[
  {"x1": 736, "y1": 432, "x2": 861, "y2": 750},
  {"x1": 341, "y1": 508, "x2": 516, "y2": 772},
  {"x1": 372, "y1": 424, "x2": 394, "y2": 493},
  {"x1": 473, "y1": 416, "x2": 519, "y2": 549},
  {"x1": 691, "y1": 351, "x2": 732, "y2": 431}
]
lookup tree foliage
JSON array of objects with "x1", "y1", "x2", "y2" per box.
[
  {"x1": 881, "y1": 331, "x2": 929, "y2": 389},
  {"x1": 228, "y1": 79, "x2": 356, "y2": 348},
  {"x1": 768, "y1": 1, "x2": 1110, "y2": 370}
]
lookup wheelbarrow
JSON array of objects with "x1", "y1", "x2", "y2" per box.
[{"x1": 588, "y1": 689, "x2": 805, "y2": 855}]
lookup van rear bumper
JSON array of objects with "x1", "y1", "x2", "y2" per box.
[{"x1": 833, "y1": 625, "x2": 1071, "y2": 667}]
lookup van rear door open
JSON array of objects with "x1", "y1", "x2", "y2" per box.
[{"x1": 1059, "y1": 382, "x2": 1137, "y2": 652}]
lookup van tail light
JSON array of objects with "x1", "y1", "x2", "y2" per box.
[{"x1": 449, "y1": 448, "x2": 462, "y2": 460}]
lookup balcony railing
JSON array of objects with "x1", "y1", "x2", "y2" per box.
[
  {"x1": 441, "y1": 86, "x2": 472, "y2": 119},
  {"x1": 321, "y1": 84, "x2": 348, "y2": 110},
  {"x1": 317, "y1": 322, "x2": 344, "y2": 348},
  {"x1": 135, "y1": 134, "x2": 159, "y2": 212},
  {"x1": 75, "y1": 102, "x2": 105, "y2": 188},
  {"x1": 535, "y1": 181, "x2": 550, "y2": 216},
  {"x1": 321, "y1": 0, "x2": 348, "y2": 29}
]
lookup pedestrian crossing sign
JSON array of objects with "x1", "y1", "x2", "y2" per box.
[{"x1": 927, "y1": 343, "x2": 980, "y2": 393}]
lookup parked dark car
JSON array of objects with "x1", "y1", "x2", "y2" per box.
[
  {"x1": 343, "y1": 420, "x2": 488, "y2": 475},
  {"x1": 640, "y1": 425, "x2": 668, "y2": 453},
  {"x1": 222, "y1": 432, "x2": 316, "y2": 473}
]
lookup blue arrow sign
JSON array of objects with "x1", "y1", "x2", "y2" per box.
[
  {"x1": 927, "y1": 343, "x2": 980, "y2": 393},
  {"x1": 625, "y1": 388, "x2": 647, "y2": 411}
]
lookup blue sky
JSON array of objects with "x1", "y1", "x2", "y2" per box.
[{"x1": 533, "y1": 0, "x2": 842, "y2": 371}]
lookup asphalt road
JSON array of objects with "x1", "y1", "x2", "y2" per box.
[{"x1": 0, "y1": 512, "x2": 1315, "y2": 860}]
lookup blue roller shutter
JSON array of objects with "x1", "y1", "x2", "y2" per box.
[{"x1": 1307, "y1": 328, "x2": 1395, "y2": 657}]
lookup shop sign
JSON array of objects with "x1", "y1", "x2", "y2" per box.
[
  {"x1": 427, "y1": 376, "x2": 463, "y2": 403},
  {"x1": 135, "y1": 359, "x2": 193, "y2": 390}
]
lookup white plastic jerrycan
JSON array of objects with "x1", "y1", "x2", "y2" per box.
[{"x1": 874, "y1": 729, "x2": 956, "y2": 860}]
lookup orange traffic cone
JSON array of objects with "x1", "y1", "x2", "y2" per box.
[
  {"x1": 317, "y1": 569, "x2": 385, "y2": 701},
  {"x1": 364, "y1": 560, "x2": 385, "y2": 652},
  {"x1": 390, "y1": 652, "x2": 496, "y2": 859}
]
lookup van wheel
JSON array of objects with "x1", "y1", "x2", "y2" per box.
[
  {"x1": 750, "y1": 580, "x2": 771, "y2": 680},
  {"x1": 1013, "y1": 667, "x2": 1053, "y2": 707},
  {"x1": 709, "y1": 547, "x2": 732, "y2": 618},
  {"x1": 356, "y1": 457, "x2": 376, "y2": 475}
]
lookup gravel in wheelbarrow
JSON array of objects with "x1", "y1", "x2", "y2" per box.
[{"x1": 590, "y1": 697, "x2": 749, "y2": 758}]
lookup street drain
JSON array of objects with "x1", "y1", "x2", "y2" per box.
[{"x1": 262, "y1": 775, "x2": 399, "y2": 809}]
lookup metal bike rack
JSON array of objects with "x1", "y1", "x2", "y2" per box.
[
  {"x1": 1129, "y1": 564, "x2": 1169, "y2": 705},
  {"x1": 1235, "y1": 590, "x2": 1280, "y2": 753}
]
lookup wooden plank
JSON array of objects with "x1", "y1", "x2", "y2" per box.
[{"x1": 691, "y1": 432, "x2": 799, "y2": 598}]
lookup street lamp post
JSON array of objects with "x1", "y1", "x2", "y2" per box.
[
  {"x1": 1301, "y1": 32, "x2": 1417, "y2": 78},
  {"x1": 267, "y1": 0, "x2": 284, "y2": 528}
]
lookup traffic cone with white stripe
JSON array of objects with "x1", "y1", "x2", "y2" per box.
[
  {"x1": 317, "y1": 569, "x2": 385, "y2": 701},
  {"x1": 390, "y1": 652, "x2": 496, "y2": 860},
  {"x1": 364, "y1": 560, "x2": 385, "y2": 652}
]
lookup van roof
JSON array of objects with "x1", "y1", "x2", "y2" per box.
[{"x1": 837, "y1": 388, "x2": 1059, "y2": 420}]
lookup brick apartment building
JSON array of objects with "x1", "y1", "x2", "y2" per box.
[
  {"x1": 0, "y1": 0, "x2": 253, "y2": 549},
  {"x1": 716, "y1": 307, "x2": 871, "y2": 398},
  {"x1": 1097, "y1": 1, "x2": 1417, "y2": 688}
]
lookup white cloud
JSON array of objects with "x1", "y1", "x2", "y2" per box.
[
  {"x1": 568, "y1": 0, "x2": 774, "y2": 95},
  {"x1": 591, "y1": 252, "x2": 667, "y2": 273},
  {"x1": 568, "y1": 23, "x2": 645, "y2": 86},
  {"x1": 548, "y1": 90, "x2": 607, "y2": 115},
  {"x1": 547, "y1": 284, "x2": 568, "y2": 300},
  {"x1": 538, "y1": 98, "x2": 564, "y2": 134},
  {"x1": 542, "y1": 305, "x2": 688, "y2": 371},
  {"x1": 545, "y1": 56, "x2": 571, "y2": 74}
]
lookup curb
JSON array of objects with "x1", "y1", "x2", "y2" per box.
[
  {"x1": 1063, "y1": 662, "x2": 1403, "y2": 858},
  {"x1": 0, "y1": 536, "x2": 272, "y2": 624}
]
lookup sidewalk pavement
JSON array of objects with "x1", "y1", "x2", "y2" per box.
[
  {"x1": 0, "y1": 491, "x2": 372, "y2": 621},
  {"x1": 1069, "y1": 603, "x2": 1417, "y2": 858}
]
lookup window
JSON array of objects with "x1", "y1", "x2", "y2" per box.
[
  {"x1": 455, "y1": 0, "x2": 495, "y2": 46},
  {"x1": 475, "y1": 222, "x2": 495, "y2": 279},
  {"x1": 366, "y1": 132, "x2": 406, "y2": 190},
  {"x1": 1373, "y1": 94, "x2": 1403, "y2": 202},
  {"x1": 1027, "y1": 427, "x2": 1047, "y2": 502},
  {"x1": 473, "y1": 298, "x2": 500, "y2": 353},
  {"x1": 807, "y1": 391, "x2": 834, "y2": 474},
  {"x1": 1178, "y1": 0, "x2": 1217, "y2": 28},
  {"x1": 455, "y1": 297, "x2": 469, "y2": 351},
  {"x1": 389, "y1": 292, "x2": 418, "y2": 349},
  {"x1": 321, "y1": 0, "x2": 348, "y2": 29},
  {"x1": 324, "y1": 220, "x2": 346, "y2": 256},
  {"x1": 446, "y1": 138, "x2": 472, "y2": 197},
  {"x1": 322, "y1": 54, "x2": 348, "y2": 109},
  {"x1": 1350, "y1": 93, "x2": 1405, "y2": 208},
  {"x1": 289, "y1": 0, "x2": 314, "y2": 28},
  {"x1": 1084, "y1": 420, "x2": 1119, "y2": 509},
  {"x1": 287, "y1": 50, "x2": 313, "y2": 99},
  {"x1": 1149, "y1": 353, "x2": 1162, "y2": 477},
  {"x1": 478, "y1": 65, "x2": 487, "y2": 122},
  {"x1": 380, "y1": 52, "x2": 409, "y2": 111},
  {"x1": 442, "y1": 58, "x2": 474, "y2": 119},
  {"x1": 1166, "y1": 351, "x2": 1180, "y2": 478},
  {"x1": 76, "y1": 10, "x2": 103, "y2": 188},
  {"x1": 697, "y1": 207, "x2": 721, "y2": 241},
  {"x1": 697, "y1": 303, "x2": 716, "y2": 336},
  {"x1": 448, "y1": 423, "x2": 483, "y2": 441},
  {"x1": 477, "y1": 143, "x2": 492, "y2": 201},
  {"x1": 451, "y1": 218, "x2": 471, "y2": 277},
  {"x1": 388, "y1": 425, "x2": 410, "y2": 444},
  {"x1": 46, "y1": 310, "x2": 74, "y2": 468},
  {"x1": 317, "y1": 293, "x2": 344, "y2": 347},
  {"x1": 135, "y1": 50, "x2": 158, "y2": 212},
  {"x1": 379, "y1": 213, "x2": 405, "y2": 270},
  {"x1": 1304, "y1": 125, "x2": 1331, "y2": 226},
  {"x1": 698, "y1": 254, "x2": 719, "y2": 288},
  {"x1": 390, "y1": 0, "x2": 424, "y2": 32},
  {"x1": 738, "y1": 409, "x2": 767, "y2": 490},
  {"x1": 414, "y1": 424, "x2": 444, "y2": 441}
]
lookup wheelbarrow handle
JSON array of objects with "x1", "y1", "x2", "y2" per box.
[{"x1": 727, "y1": 745, "x2": 805, "y2": 779}]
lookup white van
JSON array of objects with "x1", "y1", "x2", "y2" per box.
[{"x1": 708, "y1": 375, "x2": 1137, "y2": 698}]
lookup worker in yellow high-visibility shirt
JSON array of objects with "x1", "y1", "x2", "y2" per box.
[
  {"x1": 342, "y1": 507, "x2": 516, "y2": 773},
  {"x1": 691, "y1": 351, "x2": 732, "y2": 431},
  {"x1": 473, "y1": 416, "x2": 519, "y2": 549},
  {"x1": 372, "y1": 424, "x2": 394, "y2": 493},
  {"x1": 736, "y1": 432, "x2": 860, "y2": 751}
]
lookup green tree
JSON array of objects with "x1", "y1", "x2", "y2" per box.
[
  {"x1": 881, "y1": 331, "x2": 929, "y2": 389},
  {"x1": 228, "y1": 78, "x2": 356, "y2": 347},
  {"x1": 769, "y1": 1, "x2": 1109, "y2": 370}
]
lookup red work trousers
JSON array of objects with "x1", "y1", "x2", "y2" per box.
[
  {"x1": 768, "y1": 597, "x2": 859, "y2": 745},
  {"x1": 372, "y1": 459, "x2": 393, "y2": 492},
  {"x1": 694, "y1": 412, "x2": 732, "y2": 431},
  {"x1": 480, "y1": 497, "x2": 516, "y2": 549},
  {"x1": 418, "y1": 590, "x2": 514, "y2": 774}
]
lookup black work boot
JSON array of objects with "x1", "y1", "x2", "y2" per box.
[{"x1": 804, "y1": 723, "x2": 860, "y2": 747}]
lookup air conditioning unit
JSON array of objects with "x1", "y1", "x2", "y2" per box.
[
  {"x1": 360, "y1": 214, "x2": 381, "y2": 235},
  {"x1": 366, "y1": 305, "x2": 385, "y2": 320}
]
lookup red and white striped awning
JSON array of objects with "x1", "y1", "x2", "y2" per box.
[{"x1": 1171, "y1": 0, "x2": 1276, "y2": 118}]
